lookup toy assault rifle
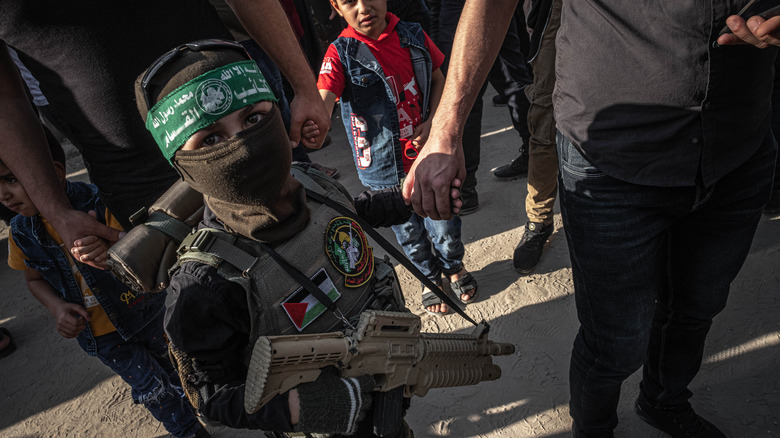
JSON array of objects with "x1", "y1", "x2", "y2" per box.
[{"x1": 245, "y1": 310, "x2": 515, "y2": 435}]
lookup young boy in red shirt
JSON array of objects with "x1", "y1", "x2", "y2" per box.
[{"x1": 316, "y1": 0, "x2": 477, "y2": 314}]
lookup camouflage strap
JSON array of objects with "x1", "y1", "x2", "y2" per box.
[{"x1": 168, "y1": 343, "x2": 204, "y2": 410}]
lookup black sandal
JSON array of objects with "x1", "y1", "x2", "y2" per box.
[
  {"x1": 422, "y1": 284, "x2": 448, "y2": 316},
  {"x1": 450, "y1": 272, "x2": 478, "y2": 304}
]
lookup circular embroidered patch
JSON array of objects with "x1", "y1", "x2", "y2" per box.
[
  {"x1": 325, "y1": 217, "x2": 374, "y2": 287},
  {"x1": 196, "y1": 79, "x2": 233, "y2": 115}
]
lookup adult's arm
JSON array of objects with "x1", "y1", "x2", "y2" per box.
[
  {"x1": 718, "y1": 14, "x2": 780, "y2": 47},
  {"x1": 226, "y1": 0, "x2": 331, "y2": 147},
  {"x1": 0, "y1": 41, "x2": 121, "y2": 258},
  {"x1": 402, "y1": 0, "x2": 519, "y2": 220}
]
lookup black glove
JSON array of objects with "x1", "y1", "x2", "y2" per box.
[
  {"x1": 296, "y1": 367, "x2": 375, "y2": 435},
  {"x1": 354, "y1": 187, "x2": 412, "y2": 228}
]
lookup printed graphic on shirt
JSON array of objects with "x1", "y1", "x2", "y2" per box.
[
  {"x1": 325, "y1": 216, "x2": 374, "y2": 287},
  {"x1": 350, "y1": 115, "x2": 372, "y2": 168},
  {"x1": 320, "y1": 57, "x2": 335, "y2": 75},
  {"x1": 282, "y1": 268, "x2": 341, "y2": 331}
]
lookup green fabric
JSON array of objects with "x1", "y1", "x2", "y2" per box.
[{"x1": 145, "y1": 60, "x2": 277, "y2": 162}]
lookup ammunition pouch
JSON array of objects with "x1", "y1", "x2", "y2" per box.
[{"x1": 107, "y1": 180, "x2": 204, "y2": 292}]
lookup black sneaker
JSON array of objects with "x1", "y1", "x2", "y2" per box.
[
  {"x1": 764, "y1": 188, "x2": 780, "y2": 215},
  {"x1": 458, "y1": 184, "x2": 479, "y2": 215},
  {"x1": 492, "y1": 153, "x2": 529, "y2": 181},
  {"x1": 635, "y1": 398, "x2": 726, "y2": 438},
  {"x1": 492, "y1": 94, "x2": 509, "y2": 107},
  {"x1": 513, "y1": 222, "x2": 553, "y2": 274}
]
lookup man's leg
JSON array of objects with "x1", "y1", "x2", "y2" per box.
[
  {"x1": 510, "y1": 0, "x2": 561, "y2": 274},
  {"x1": 637, "y1": 133, "x2": 775, "y2": 434},
  {"x1": 560, "y1": 131, "x2": 775, "y2": 436},
  {"x1": 558, "y1": 133, "x2": 674, "y2": 435}
]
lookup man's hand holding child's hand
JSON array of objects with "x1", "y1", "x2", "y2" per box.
[{"x1": 300, "y1": 120, "x2": 321, "y2": 147}]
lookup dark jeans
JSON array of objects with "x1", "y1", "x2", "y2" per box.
[
  {"x1": 557, "y1": 131, "x2": 776, "y2": 435},
  {"x1": 95, "y1": 313, "x2": 200, "y2": 437}
]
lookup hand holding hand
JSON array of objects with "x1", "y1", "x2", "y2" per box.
[
  {"x1": 289, "y1": 90, "x2": 331, "y2": 149},
  {"x1": 53, "y1": 209, "x2": 124, "y2": 270},
  {"x1": 300, "y1": 120, "x2": 321, "y2": 148},
  {"x1": 402, "y1": 130, "x2": 465, "y2": 220}
]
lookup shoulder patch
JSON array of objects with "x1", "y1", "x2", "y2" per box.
[{"x1": 324, "y1": 216, "x2": 373, "y2": 287}]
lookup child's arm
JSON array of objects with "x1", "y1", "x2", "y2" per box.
[
  {"x1": 319, "y1": 89, "x2": 338, "y2": 117},
  {"x1": 412, "y1": 68, "x2": 446, "y2": 148},
  {"x1": 25, "y1": 269, "x2": 90, "y2": 339}
]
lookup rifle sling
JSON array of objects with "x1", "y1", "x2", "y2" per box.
[{"x1": 304, "y1": 188, "x2": 478, "y2": 327}]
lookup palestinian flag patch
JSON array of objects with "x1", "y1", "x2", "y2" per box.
[
  {"x1": 324, "y1": 217, "x2": 373, "y2": 287},
  {"x1": 282, "y1": 269, "x2": 340, "y2": 332}
]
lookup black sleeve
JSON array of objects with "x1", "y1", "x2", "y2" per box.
[
  {"x1": 165, "y1": 261, "x2": 294, "y2": 431},
  {"x1": 353, "y1": 187, "x2": 413, "y2": 228}
]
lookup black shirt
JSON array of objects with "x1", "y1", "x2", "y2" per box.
[{"x1": 554, "y1": 0, "x2": 777, "y2": 187}]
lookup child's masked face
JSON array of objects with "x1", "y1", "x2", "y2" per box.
[
  {"x1": 172, "y1": 103, "x2": 291, "y2": 206},
  {"x1": 181, "y1": 101, "x2": 273, "y2": 151}
]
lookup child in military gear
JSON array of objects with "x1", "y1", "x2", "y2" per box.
[
  {"x1": 314, "y1": 0, "x2": 478, "y2": 315},
  {"x1": 3, "y1": 134, "x2": 208, "y2": 438},
  {"x1": 134, "y1": 40, "x2": 417, "y2": 436}
]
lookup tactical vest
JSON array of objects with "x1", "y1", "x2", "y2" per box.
[{"x1": 173, "y1": 166, "x2": 405, "y2": 345}]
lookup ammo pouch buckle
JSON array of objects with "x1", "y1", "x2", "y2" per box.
[{"x1": 176, "y1": 228, "x2": 259, "y2": 279}]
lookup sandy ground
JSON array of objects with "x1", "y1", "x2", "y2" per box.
[{"x1": 1, "y1": 90, "x2": 779, "y2": 438}]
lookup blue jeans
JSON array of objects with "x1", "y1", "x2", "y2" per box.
[
  {"x1": 557, "y1": 131, "x2": 776, "y2": 436},
  {"x1": 95, "y1": 313, "x2": 200, "y2": 437},
  {"x1": 391, "y1": 213, "x2": 464, "y2": 282}
]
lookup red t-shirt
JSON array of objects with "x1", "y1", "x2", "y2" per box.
[{"x1": 317, "y1": 12, "x2": 444, "y2": 173}]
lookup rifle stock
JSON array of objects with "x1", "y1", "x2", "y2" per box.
[{"x1": 244, "y1": 310, "x2": 515, "y2": 414}]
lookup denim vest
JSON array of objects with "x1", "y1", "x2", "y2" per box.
[
  {"x1": 332, "y1": 20, "x2": 433, "y2": 189},
  {"x1": 11, "y1": 181, "x2": 165, "y2": 355}
]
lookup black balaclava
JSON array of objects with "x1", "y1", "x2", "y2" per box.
[{"x1": 135, "y1": 44, "x2": 309, "y2": 243}]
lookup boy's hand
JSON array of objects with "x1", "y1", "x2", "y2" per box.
[
  {"x1": 289, "y1": 90, "x2": 331, "y2": 149},
  {"x1": 52, "y1": 301, "x2": 90, "y2": 338},
  {"x1": 69, "y1": 210, "x2": 112, "y2": 269},
  {"x1": 411, "y1": 120, "x2": 433, "y2": 149},
  {"x1": 300, "y1": 120, "x2": 321, "y2": 147},
  {"x1": 71, "y1": 235, "x2": 110, "y2": 269},
  {"x1": 53, "y1": 209, "x2": 124, "y2": 270}
]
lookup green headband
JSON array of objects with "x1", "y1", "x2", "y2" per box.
[{"x1": 145, "y1": 60, "x2": 277, "y2": 162}]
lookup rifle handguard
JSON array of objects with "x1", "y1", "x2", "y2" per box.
[
  {"x1": 244, "y1": 310, "x2": 515, "y2": 414},
  {"x1": 107, "y1": 180, "x2": 204, "y2": 292}
]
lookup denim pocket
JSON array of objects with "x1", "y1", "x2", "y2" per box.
[{"x1": 557, "y1": 131, "x2": 607, "y2": 179}]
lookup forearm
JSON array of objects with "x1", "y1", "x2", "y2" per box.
[
  {"x1": 432, "y1": 0, "x2": 518, "y2": 145},
  {"x1": 427, "y1": 69, "x2": 445, "y2": 119},
  {"x1": 26, "y1": 276, "x2": 66, "y2": 316},
  {"x1": 226, "y1": 0, "x2": 318, "y2": 96},
  {"x1": 0, "y1": 42, "x2": 73, "y2": 222}
]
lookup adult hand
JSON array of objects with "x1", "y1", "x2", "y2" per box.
[
  {"x1": 402, "y1": 130, "x2": 466, "y2": 220},
  {"x1": 52, "y1": 209, "x2": 124, "y2": 269},
  {"x1": 289, "y1": 89, "x2": 331, "y2": 149},
  {"x1": 717, "y1": 14, "x2": 780, "y2": 48}
]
